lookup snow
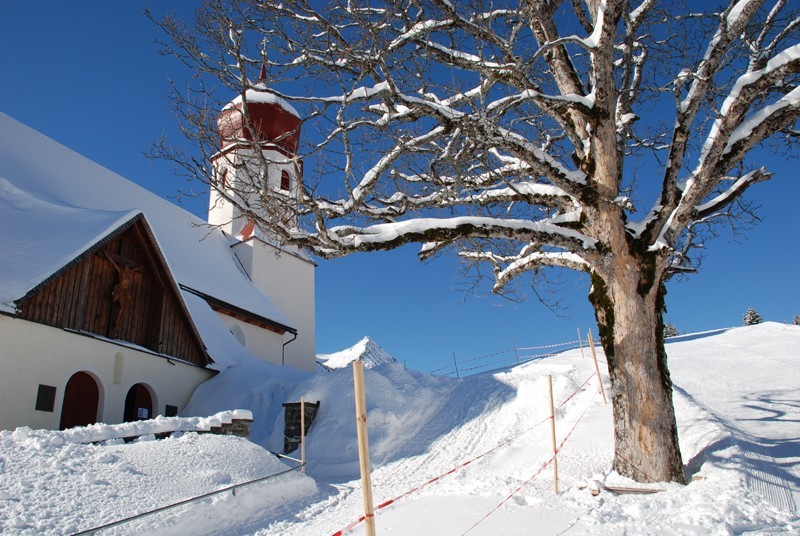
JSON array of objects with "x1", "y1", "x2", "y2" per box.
[
  {"x1": 2, "y1": 322, "x2": 799, "y2": 534},
  {"x1": 581, "y1": 0, "x2": 607, "y2": 49},
  {"x1": 328, "y1": 215, "x2": 596, "y2": 250},
  {"x1": 317, "y1": 336, "x2": 397, "y2": 369},
  {"x1": 695, "y1": 43, "x2": 800, "y2": 170},
  {"x1": 0, "y1": 177, "x2": 138, "y2": 312},
  {"x1": 182, "y1": 351, "x2": 311, "y2": 445},
  {"x1": 0, "y1": 430, "x2": 315, "y2": 535},
  {"x1": 227, "y1": 82, "x2": 300, "y2": 118}
]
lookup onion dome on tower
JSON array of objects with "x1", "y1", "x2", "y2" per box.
[
  {"x1": 217, "y1": 64, "x2": 301, "y2": 155},
  {"x1": 209, "y1": 58, "x2": 303, "y2": 240}
]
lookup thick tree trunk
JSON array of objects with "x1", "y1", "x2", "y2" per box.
[{"x1": 589, "y1": 262, "x2": 687, "y2": 484}]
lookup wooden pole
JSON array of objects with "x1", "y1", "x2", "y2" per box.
[
  {"x1": 300, "y1": 396, "x2": 306, "y2": 473},
  {"x1": 587, "y1": 332, "x2": 608, "y2": 405},
  {"x1": 548, "y1": 374, "x2": 559, "y2": 494},
  {"x1": 577, "y1": 328, "x2": 585, "y2": 359},
  {"x1": 352, "y1": 361, "x2": 376, "y2": 536},
  {"x1": 514, "y1": 338, "x2": 520, "y2": 364},
  {"x1": 452, "y1": 352, "x2": 460, "y2": 378}
]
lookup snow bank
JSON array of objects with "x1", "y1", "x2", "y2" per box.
[
  {"x1": 183, "y1": 356, "x2": 312, "y2": 446},
  {"x1": 272, "y1": 362, "x2": 456, "y2": 478},
  {"x1": 0, "y1": 430, "x2": 315, "y2": 535},
  {"x1": 36, "y1": 409, "x2": 253, "y2": 444},
  {"x1": 2, "y1": 323, "x2": 799, "y2": 534}
]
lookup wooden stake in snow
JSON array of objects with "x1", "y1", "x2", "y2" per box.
[
  {"x1": 577, "y1": 328, "x2": 585, "y2": 359},
  {"x1": 548, "y1": 374, "x2": 559, "y2": 494},
  {"x1": 452, "y1": 352, "x2": 460, "y2": 378},
  {"x1": 514, "y1": 337, "x2": 520, "y2": 364},
  {"x1": 300, "y1": 396, "x2": 306, "y2": 474},
  {"x1": 352, "y1": 360, "x2": 376, "y2": 536},
  {"x1": 587, "y1": 332, "x2": 608, "y2": 405}
]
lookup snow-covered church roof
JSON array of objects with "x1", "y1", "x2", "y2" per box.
[{"x1": 0, "y1": 112, "x2": 294, "y2": 367}]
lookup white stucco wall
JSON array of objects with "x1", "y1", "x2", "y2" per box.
[
  {"x1": 214, "y1": 312, "x2": 287, "y2": 365},
  {"x1": 233, "y1": 240, "x2": 316, "y2": 372},
  {"x1": 0, "y1": 315, "x2": 214, "y2": 432}
]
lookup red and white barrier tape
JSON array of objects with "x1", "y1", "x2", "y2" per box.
[
  {"x1": 330, "y1": 372, "x2": 598, "y2": 536},
  {"x1": 460, "y1": 388, "x2": 600, "y2": 535}
]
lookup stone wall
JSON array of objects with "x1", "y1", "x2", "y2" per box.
[{"x1": 282, "y1": 401, "x2": 320, "y2": 453}]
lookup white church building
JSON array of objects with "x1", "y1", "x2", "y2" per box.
[{"x1": 0, "y1": 76, "x2": 315, "y2": 432}]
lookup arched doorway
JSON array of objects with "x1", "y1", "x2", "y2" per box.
[
  {"x1": 60, "y1": 372, "x2": 100, "y2": 430},
  {"x1": 123, "y1": 383, "x2": 154, "y2": 422}
]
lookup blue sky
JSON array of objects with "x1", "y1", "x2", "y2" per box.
[{"x1": 1, "y1": 2, "x2": 797, "y2": 375}]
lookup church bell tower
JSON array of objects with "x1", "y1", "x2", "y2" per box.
[
  {"x1": 209, "y1": 62, "x2": 302, "y2": 240},
  {"x1": 207, "y1": 62, "x2": 315, "y2": 371}
]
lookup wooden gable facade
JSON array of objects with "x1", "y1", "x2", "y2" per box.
[{"x1": 15, "y1": 214, "x2": 209, "y2": 367}]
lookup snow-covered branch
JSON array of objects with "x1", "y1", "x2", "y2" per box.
[
  {"x1": 156, "y1": 0, "x2": 800, "y2": 294},
  {"x1": 694, "y1": 168, "x2": 771, "y2": 219},
  {"x1": 294, "y1": 215, "x2": 596, "y2": 259},
  {"x1": 462, "y1": 247, "x2": 590, "y2": 293}
]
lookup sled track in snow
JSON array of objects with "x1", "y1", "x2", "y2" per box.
[
  {"x1": 674, "y1": 387, "x2": 798, "y2": 515},
  {"x1": 740, "y1": 433, "x2": 797, "y2": 515}
]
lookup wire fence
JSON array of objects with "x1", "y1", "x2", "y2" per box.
[
  {"x1": 428, "y1": 338, "x2": 585, "y2": 377},
  {"x1": 71, "y1": 462, "x2": 306, "y2": 535}
]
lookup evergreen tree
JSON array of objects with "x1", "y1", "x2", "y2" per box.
[
  {"x1": 663, "y1": 323, "x2": 679, "y2": 338},
  {"x1": 793, "y1": 314, "x2": 799, "y2": 326},
  {"x1": 743, "y1": 308, "x2": 763, "y2": 326}
]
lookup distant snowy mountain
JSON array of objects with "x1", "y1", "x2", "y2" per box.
[{"x1": 317, "y1": 336, "x2": 396, "y2": 369}]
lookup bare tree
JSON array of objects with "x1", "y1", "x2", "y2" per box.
[{"x1": 151, "y1": 0, "x2": 800, "y2": 483}]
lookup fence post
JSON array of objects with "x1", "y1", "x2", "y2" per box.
[
  {"x1": 452, "y1": 352, "x2": 460, "y2": 379},
  {"x1": 352, "y1": 360, "x2": 376, "y2": 536},
  {"x1": 514, "y1": 338, "x2": 520, "y2": 364},
  {"x1": 587, "y1": 332, "x2": 608, "y2": 405},
  {"x1": 300, "y1": 396, "x2": 306, "y2": 473},
  {"x1": 548, "y1": 374, "x2": 559, "y2": 494},
  {"x1": 577, "y1": 328, "x2": 585, "y2": 359}
]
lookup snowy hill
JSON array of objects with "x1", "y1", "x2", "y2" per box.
[
  {"x1": 317, "y1": 336, "x2": 397, "y2": 369},
  {"x1": 2, "y1": 322, "x2": 799, "y2": 534}
]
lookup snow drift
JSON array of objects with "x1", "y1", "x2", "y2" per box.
[{"x1": 1, "y1": 322, "x2": 799, "y2": 535}]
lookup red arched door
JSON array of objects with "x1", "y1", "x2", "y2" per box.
[
  {"x1": 60, "y1": 372, "x2": 100, "y2": 430},
  {"x1": 124, "y1": 383, "x2": 153, "y2": 422}
]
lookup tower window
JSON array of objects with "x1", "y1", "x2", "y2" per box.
[{"x1": 280, "y1": 170, "x2": 291, "y2": 191}]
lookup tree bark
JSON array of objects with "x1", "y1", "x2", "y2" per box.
[{"x1": 589, "y1": 260, "x2": 687, "y2": 484}]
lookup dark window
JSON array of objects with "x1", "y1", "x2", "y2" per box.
[
  {"x1": 35, "y1": 384, "x2": 57, "y2": 412},
  {"x1": 280, "y1": 170, "x2": 291, "y2": 191},
  {"x1": 165, "y1": 405, "x2": 179, "y2": 417}
]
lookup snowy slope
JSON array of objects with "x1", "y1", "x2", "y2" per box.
[
  {"x1": 1, "y1": 323, "x2": 798, "y2": 535},
  {"x1": 317, "y1": 336, "x2": 396, "y2": 369}
]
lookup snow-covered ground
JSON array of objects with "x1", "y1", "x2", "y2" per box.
[{"x1": 1, "y1": 322, "x2": 798, "y2": 535}]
